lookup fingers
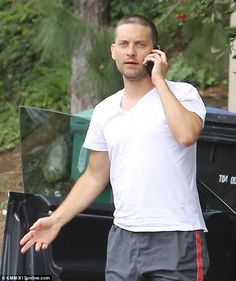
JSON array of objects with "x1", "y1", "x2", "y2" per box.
[
  {"x1": 35, "y1": 241, "x2": 43, "y2": 252},
  {"x1": 20, "y1": 230, "x2": 34, "y2": 246},
  {"x1": 20, "y1": 230, "x2": 37, "y2": 254},
  {"x1": 21, "y1": 239, "x2": 48, "y2": 254},
  {"x1": 20, "y1": 234, "x2": 36, "y2": 254},
  {"x1": 143, "y1": 50, "x2": 167, "y2": 66},
  {"x1": 20, "y1": 217, "x2": 58, "y2": 254},
  {"x1": 152, "y1": 49, "x2": 167, "y2": 63},
  {"x1": 20, "y1": 219, "x2": 45, "y2": 253},
  {"x1": 20, "y1": 228, "x2": 48, "y2": 254},
  {"x1": 29, "y1": 218, "x2": 43, "y2": 231},
  {"x1": 151, "y1": 51, "x2": 167, "y2": 64},
  {"x1": 42, "y1": 243, "x2": 48, "y2": 250},
  {"x1": 20, "y1": 235, "x2": 48, "y2": 253}
]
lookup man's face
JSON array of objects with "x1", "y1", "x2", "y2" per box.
[{"x1": 111, "y1": 23, "x2": 153, "y2": 81}]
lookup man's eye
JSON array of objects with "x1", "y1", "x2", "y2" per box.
[
  {"x1": 137, "y1": 43, "x2": 145, "y2": 48},
  {"x1": 118, "y1": 42, "x2": 127, "y2": 47}
]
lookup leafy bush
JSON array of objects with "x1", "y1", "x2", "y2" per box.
[
  {"x1": 167, "y1": 52, "x2": 228, "y2": 88},
  {"x1": 0, "y1": 0, "x2": 71, "y2": 152},
  {"x1": 20, "y1": 64, "x2": 71, "y2": 112},
  {"x1": 0, "y1": 0, "x2": 40, "y2": 98},
  {"x1": 0, "y1": 102, "x2": 19, "y2": 152}
]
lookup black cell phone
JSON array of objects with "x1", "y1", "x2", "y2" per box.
[
  {"x1": 145, "y1": 61, "x2": 154, "y2": 76},
  {"x1": 145, "y1": 45, "x2": 159, "y2": 76}
]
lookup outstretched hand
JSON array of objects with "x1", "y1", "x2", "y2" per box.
[{"x1": 20, "y1": 216, "x2": 62, "y2": 254}]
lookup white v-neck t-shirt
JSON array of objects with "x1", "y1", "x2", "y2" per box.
[{"x1": 83, "y1": 80, "x2": 207, "y2": 232}]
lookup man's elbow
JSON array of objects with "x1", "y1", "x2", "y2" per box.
[
  {"x1": 177, "y1": 131, "x2": 200, "y2": 147},
  {"x1": 178, "y1": 117, "x2": 203, "y2": 147}
]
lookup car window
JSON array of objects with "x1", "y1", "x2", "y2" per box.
[{"x1": 20, "y1": 106, "x2": 113, "y2": 204}]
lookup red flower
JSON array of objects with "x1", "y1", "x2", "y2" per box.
[{"x1": 176, "y1": 12, "x2": 186, "y2": 22}]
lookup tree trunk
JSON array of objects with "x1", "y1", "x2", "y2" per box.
[{"x1": 70, "y1": 0, "x2": 109, "y2": 114}]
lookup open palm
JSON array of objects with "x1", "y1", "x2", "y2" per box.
[{"x1": 20, "y1": 216, "x2": 61, "y2": 254}]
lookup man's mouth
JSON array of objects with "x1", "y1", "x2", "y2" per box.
[{"x1": 124, "y1": 60, "x2": 138, "y2": 65}]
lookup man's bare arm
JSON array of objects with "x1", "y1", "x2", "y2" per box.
[
  {"x1": 145, "y1": 50, "x2": 203, "y2": 146},
  {"x1": 20, "y1": 150, "x2": 110, "y2": 253}
]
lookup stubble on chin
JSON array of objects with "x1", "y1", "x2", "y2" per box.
[{"x1": 122, "y1": 68, "x2": 149, "y2": 81}]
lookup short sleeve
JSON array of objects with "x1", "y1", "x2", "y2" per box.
[
  {"x1": 178, "y1": 84, "x2": 206, "y2": 124},
  {"x1": 168, "y1": 81, "x2": 206, "y2": 125},
  {"x1": 83, "y1": 106, "x2": 108, "y2": 151}
]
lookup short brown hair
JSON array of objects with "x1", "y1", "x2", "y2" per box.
[{"x1": 114, "y1": 14, "x2": 159, "y2": 47}]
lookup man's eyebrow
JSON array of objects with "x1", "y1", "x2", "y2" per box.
[
  {"x1": 117, "y1": 39, "x2": 128, "y2": 43},
  {"x1": 117, "y1": 39, "x2": 148, "y2": 43},
  {"x1": 136, "y1": 40, "x2": 148, "y2": 43}
]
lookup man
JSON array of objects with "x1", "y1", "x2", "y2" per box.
[{"x1": 20, "y1": 15, "x2": 209, "y2": 281}]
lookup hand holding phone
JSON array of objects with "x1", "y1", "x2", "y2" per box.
[
  {"x1": 145, "y1": 45, "x2": 159, "y2": 76},
  {"x1": 145, "y1": 61, "x2": 154, "y2": 76},
  {"x1": 144, "y1": 47, "x2": 168, "y2": 81}
]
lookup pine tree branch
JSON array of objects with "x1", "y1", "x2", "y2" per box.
[{"x1": 156, "y1": 0, "x2": 183, "y2": 25}]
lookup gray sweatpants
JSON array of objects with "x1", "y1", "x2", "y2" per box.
[{"x1": 105, "y1": 225, "x2": 209, "y2": 281}]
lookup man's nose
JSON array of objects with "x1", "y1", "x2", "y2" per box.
[{"x1": 127, "y1": 44, "x2": 136, "y2": 56}]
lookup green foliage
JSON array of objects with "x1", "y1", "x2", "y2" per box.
[
  {"x1": 0, "y1": 0, "x2": 40, "y2": 99},
  {"x1": 86, "y1": 29, "x2": 123, "y2": 99},
  {"x1": 110, "y1": 0, "x2": 167, "y2": 25},
  {"x1": 167, "y1": 53, "x2": 228, "y2": 88},
  {"x1": 29, "y1": 1, "x2": 123, "y2": 101},
  {"x1": 0, "y1": 0, "x2": 71, "y2": 152},
  {"x1": 33, "y1": 0, "x2": 88, "y2": 63},
  {"x1": 0, "y1": 102, "x2": 19, "y2": 152},
  {"x1": 156, "y1": 0, "x2": 233, "y2": 86},
  {"x1": 20, "y1": 64, "x2": 71, "y2": 112},
  {"x1": 167, "y1": 19, "x2": 229, "y2": 87}
]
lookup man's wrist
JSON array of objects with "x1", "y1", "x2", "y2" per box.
[
  {"x1": 154, "y1": 78, "x2": 167, "y2": 90},
  {"x1": 50, "y1": 211, "x2": 65, "y2": 228}
]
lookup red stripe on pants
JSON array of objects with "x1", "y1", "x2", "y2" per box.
[{"x1": 195, "y1": 230, "x2": 203, "y2": 281}]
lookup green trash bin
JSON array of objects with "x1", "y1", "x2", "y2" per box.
[{"x1": 70, "y1": 109, "x2": 113, "y2": 204}]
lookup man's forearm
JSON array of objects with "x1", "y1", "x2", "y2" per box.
[
  {"x1": 155, "y1": 79, "x2": 202, "y2": 146},
  {"x1": 50, "y1": 170, "x2": 107, "y2": 227}
]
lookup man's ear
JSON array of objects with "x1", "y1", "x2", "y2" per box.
[{"x1": 111, "y1": 44, "x2": 116, "y2": 60}]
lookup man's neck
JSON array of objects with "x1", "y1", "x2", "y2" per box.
[
  {"x1": 121, "y1": 77, "x2": 154, "y2": 110},
  {"x1": 123, "y1": 76, "x2": 154, "y2": 99}
]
